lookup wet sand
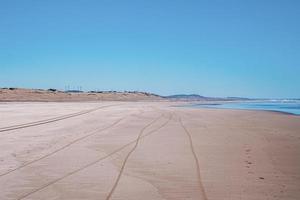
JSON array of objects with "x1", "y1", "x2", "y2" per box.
[{"x1": 0, "y1": 102, "x2": 299, "y2": 200}]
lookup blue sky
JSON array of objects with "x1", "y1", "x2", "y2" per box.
[{"x1": 0, "y1": 0, "x2": 299, "y2": 98}]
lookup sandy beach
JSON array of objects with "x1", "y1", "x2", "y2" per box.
[{"x1": 0, "y1": 102, "x2": 299, "y2": 200}]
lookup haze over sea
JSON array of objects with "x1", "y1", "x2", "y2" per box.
[{"x1": 191, "y1": 100, "x2": 300, "y2": 115}]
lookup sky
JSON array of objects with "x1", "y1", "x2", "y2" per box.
[{"x1": 0, "y1": 0, "x2": 299, "y2": 98}]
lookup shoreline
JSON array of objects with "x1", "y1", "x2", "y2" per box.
[
  {"x1": 179, "y1": 102, "x2": 300, "y2": 116},
  {"x1": 188, "y1": 106, "x2": 299, "y2": 116},
  {"x1": 0, "y1": 102, "x2": 299, "y2": 199}
]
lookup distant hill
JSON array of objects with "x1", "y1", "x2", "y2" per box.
[
  {"x1": 165, "y1": 94, "x2": 251, "y2": 101},
  {"x1": 226, "y1": 97, "x2": 251, "y2": 101},
  {"x1": 165, "y1": 94, "x2": 208, "y2": 101}
]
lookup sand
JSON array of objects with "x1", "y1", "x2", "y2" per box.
[
  {"x1": 0, "y1": 88, "x2": 163, "y2": 102},
  {"x1": 0, "y1": 102, "x2": 299, "y2": 200}
]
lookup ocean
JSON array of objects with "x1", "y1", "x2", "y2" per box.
[{"x1": 189, "y1": 100, "x2": 300, "y2": 115}]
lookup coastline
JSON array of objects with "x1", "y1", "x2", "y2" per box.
[
  {"x1": 0, "y1": 102, "x2": 299, "y2": 200},
  {"x1": 179, "y1": 101, "x2": 300, "y2": 116}
]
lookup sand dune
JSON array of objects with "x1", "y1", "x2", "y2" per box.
[
  {"x1": 0, "y1": 88, "x2": 163, "y2": 102},
  {"x1": 0, "y1": 102, "x2": 299, "y2": 200}
]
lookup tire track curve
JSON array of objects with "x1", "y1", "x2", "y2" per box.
[
  {"x1": 105, "y1": 112, "x2": 173, "y2": 200},
  {"x1": 179, "y1": 116, "x2": 208, "y2": 200},
  {"x1": 0, "y1": 113, "x2": 129, "y2": 178},
  {"x1": 0, "y1": 104, "x2": 121, "y2": 133},
  {"x1": 16, "y1": 113, "x2": 171, "y2": 200}
]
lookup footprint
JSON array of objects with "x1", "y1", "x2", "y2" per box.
[{"x1": 245, "y1": 161, "x2": 252, "y2": 165}]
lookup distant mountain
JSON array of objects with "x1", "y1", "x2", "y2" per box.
[
  {"x1": 166, "y1": 94, "x2": 206, "y2": 100},
  {"x1": 165, "y1": 94, "x2": 218, "y2": 101},
  {"x1": 226, "y1": 97, "x2": 251, "y2": 101},
  {"x1": 165, "y1": 94, "x2": 251, "y2": 101}
]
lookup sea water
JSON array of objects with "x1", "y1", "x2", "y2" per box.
[{"x1": 190, "y1": 100, "x2": 300, "y2": 115}]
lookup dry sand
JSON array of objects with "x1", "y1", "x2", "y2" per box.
[
  {"x1": 0, "y1": 88, "x2": 163, "y2": 102},
  {"x1": 0, "y1": 102, "x2": 299, "y2": 200}
]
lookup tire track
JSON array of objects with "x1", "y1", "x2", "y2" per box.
[
  {"x1": 0, "y1": 105, "x2": 118, "y2": 130},
  {"x1": 0, "y1": 114, "x2": 128, "y2": 178},
  {"x1": 16, "y1": 113, "x2": 171, "y2": 200},
  {"x1": 0, "y1": 104, "x2": 121, "y2": 133},
  {"x1": 179, "y1": 116, "x2": 208, "y2": 200},
  {"x1": 105, "y1": 112, "x2": 173, "y2": 200}
]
